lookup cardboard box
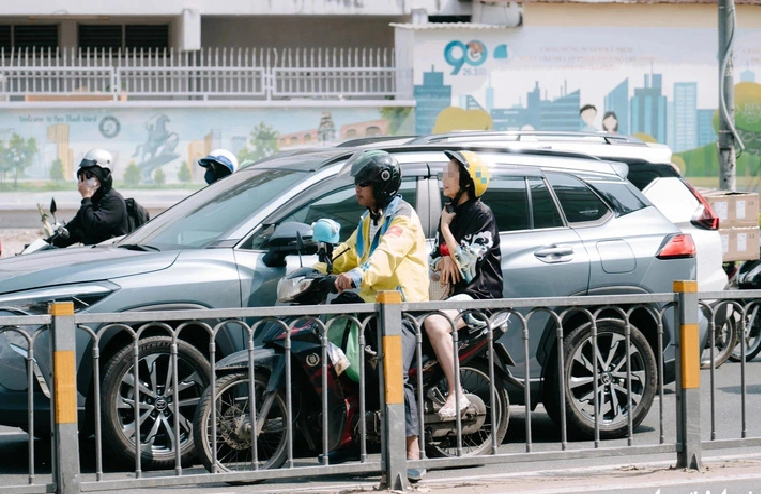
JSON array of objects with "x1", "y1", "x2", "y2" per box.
[
  {"x1": 719, "y1": 226, "x2": 761, "y2": 262},
  {"x1": 703, "y1": 191, "x2": 760, "y2": 228}
]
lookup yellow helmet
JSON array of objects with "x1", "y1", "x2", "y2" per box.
[{"x1": 444, "y1": 150, "x2": 491, "y2": 198}]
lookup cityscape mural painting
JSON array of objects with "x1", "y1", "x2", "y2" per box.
[
  {"x1": 412, "y1": 26, "x2": 761, "y2": 184},
  {"x1": 0, "y1": 106, "x2": 414, "y2": 186}
]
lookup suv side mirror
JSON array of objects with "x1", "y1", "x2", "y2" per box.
[{"x1": 262, "y1": 222, "x2": 318, "y2": 268}]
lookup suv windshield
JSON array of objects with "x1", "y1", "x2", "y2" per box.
[{"x1": 122, "y1": 167, "x2": 311, "y2": 251}]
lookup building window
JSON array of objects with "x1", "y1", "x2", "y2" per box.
[
  {"x1": 303, "y1": 134, "x2": 312, "y2": 144},
  {"x1": 79, "y1": 24, "x2": 169, "y2": 52},
  {"x1": 0, "y1": 26, "x2": 11, "y2": 51},
  {"x1": 0, "y1": 24, "x2": 59, "y2": 53}
]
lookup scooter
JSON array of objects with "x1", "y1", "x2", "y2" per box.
[
  {"x1": 729, "y1": 257, "x2": 761, "y2": 362},
  {"x1": 18, "y1": 198, "x2": 69, "y2": 255},
  {"x1": 192, "y1": 220, "x2": 515, "y2": 474}
]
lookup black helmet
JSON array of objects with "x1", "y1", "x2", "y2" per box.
[{"x1": 347, "y1": 150, "x2": 402, "y2": 205}]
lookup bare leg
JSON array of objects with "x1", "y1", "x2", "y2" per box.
[
  {"x1": 407, "y1": 435, "x2": 419, "y2": 460},
  {"x1": 424, "y1": 311, "x2": 466, "y2": 412}
]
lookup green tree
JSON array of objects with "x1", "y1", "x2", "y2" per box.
[
  {"x1": 380, "y1": 107, "x2": 414, "y2": 136},
  {"x1": 0, "y1": 141, "x2": 11, "y2": 186},
  {"x1": 0, "y1": 134, "x2": 38, "y2": 188},
  {"x1": 238, "y1": 122, "x2": 279, "y2": 165},
  {"x1": 178, "y1": 160, "x2": 192, "y2": 183},
  {"x1": 124, "y1": 162, "x2": 142, "y2": 187},
  {"x1": 712, "y1": 82, "x2": 761, "y2": 179},
  {"x1": 153, "y1": 167, "x2": 166, "y2": 186},
  {"x1": 50, "y1": 158, "x2": 65, "y2": 182}
]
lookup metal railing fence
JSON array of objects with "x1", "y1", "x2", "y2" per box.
[
  {"x1": 0, "y1": 46, "x2": 408, "y2": 101},
  {"x1": 0, "y1": 284, "x2": 760, "y2": 494}
]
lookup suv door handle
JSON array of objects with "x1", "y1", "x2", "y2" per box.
[{"x1": 534, "y1": 245, "x2": 574, "y2": 262}]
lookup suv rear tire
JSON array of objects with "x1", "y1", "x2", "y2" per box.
[{"x1": 544, "y1": 319, "x2": 657, "y2": 439}]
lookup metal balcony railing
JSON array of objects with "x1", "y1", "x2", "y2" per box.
[{"x1": 0, "y1": 46, "x2": 411, "y2": 102}]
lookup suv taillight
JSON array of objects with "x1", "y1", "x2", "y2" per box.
[
  {"x1": 683, "y1": 180, "x2": 719, "y2": 230},
  {"x1": 657, "y1": 233, "x2": 696, "y2": 259}
]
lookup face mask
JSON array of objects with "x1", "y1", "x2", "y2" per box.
[
  {"x1": 87, "y1": 177, "x2": 98, "y2": 188},
  {"x1": 204, "y1": 168, "x2": 216, "y2": 185}
]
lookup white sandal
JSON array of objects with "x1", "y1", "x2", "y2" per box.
[{"x1": 438, "y1": 395, "x2": 471, "y2": 418}]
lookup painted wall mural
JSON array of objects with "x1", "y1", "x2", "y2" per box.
[
  {"x1": 0, "y1": 106, "x2": 414, "y2": 186},
  {"x1": 411, "y1": 26, "x2": 761, "y2": 181}
]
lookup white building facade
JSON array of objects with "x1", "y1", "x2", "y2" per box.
[{"x1": 1, "y1": 1, "x2": 760, "y2": 185}]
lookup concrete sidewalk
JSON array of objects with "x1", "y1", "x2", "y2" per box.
[{"x1": 77, "y1": 454, "x2": 761, "y2": 494}]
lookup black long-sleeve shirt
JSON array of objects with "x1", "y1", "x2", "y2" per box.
[
  {"x1": 52, "y1": 188, "x2": 128, "y2": 247},
  {"x1": 431, "y1": 198, "x2": 503, "y2": 300}
]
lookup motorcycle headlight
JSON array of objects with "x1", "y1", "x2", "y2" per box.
[
  {"x1": 0, "y1": 282, "x2": 117, "y2": 315},
  {"x1": 277, "y1": 276, "x2": 313, "y2": 304}
]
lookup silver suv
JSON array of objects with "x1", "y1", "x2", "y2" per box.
[{"x1": 0, "y1": 144, "x2": 697, "y2": 466}]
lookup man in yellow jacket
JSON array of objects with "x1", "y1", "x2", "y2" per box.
[{"x1": 327, "y1": 149, "x2": 429, "y2": 482}]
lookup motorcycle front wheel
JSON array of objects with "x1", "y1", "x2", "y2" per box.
[
  {"x1": 426, "y1": 361, "x2": 509, "y2": 458},
  {"x1": 193, "y1": 371, "x2": 289, "y2": 473}
]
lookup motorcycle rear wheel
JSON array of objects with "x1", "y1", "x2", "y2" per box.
[
  {"x1": 426, "y1": 361, "x2": 509, "y2": 458},
  {"x1": 193, "y1": 371, "x2": 289, "y2": 473},
  {"x1": 701, "y1": 311, "x2": 739, "y2": 369},
  {"x1": 730, "y1": 306, "x2": 761, "y2": 362}
]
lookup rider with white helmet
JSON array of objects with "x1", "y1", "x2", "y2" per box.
[
  {"x1": 198, "y1": 149, "x2": 238, "y2": 185},
  {"x1": 51, "y1": 148, "x2": 128, "y2": 247}
]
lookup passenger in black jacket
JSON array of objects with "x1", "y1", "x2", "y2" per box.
[
  {"x1": 51, "y1": 149, "x2": 128, "y2": 248},
  {"x1": 424, "y1": 150, "x2": 503, "y2": 419}
]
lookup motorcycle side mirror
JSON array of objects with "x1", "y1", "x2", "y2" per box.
[{"x1": 50, "y1": 198, "x2": 57, "y2": 216}]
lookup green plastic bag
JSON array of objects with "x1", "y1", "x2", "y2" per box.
[{"x1": 327, "y1": 318, "x2": 361, "y2": 382}]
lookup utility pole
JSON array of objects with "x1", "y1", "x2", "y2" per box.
[{"x1": 718, "y1": 0, "x2": 737, "y2": 192}]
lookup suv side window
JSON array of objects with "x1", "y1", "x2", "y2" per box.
[
  {"x1": 530, "y1": 177, "x2": 564, "y2": 229},
  {"x1": 480, "y1": 176, "x2": 564, "y2": 231},
  {"x1": 480, "y1": 177, "x2": 530, "y2": 231},
  {"x1": 546, "y1": 172, "x2": 611, "y2": 224},
  {"x1": 248, "y1": 178, "x2": 417, "y2": 248}
]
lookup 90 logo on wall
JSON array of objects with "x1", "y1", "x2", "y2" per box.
[{"x1": 444, "y1": 40, "x2": 487, "y2": 75}]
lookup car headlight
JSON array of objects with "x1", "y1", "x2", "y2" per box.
[{"x1": 0, "y1": 282, "x2": 118, "y2": 315}]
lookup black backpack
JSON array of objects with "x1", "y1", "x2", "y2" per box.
[{"x1": 125, "y1": 197, "x2": 150, "y2": 233}]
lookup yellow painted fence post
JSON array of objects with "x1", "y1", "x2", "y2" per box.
[
  {"x1": 376, "y1": 290, "x2": 408, "y2": 491},
  {"x1": 49, "y1": 302, "x2": 81, "y2": 494},
  {"x1": 673, "y1": 280, "x2": 702, "y2": 471}
]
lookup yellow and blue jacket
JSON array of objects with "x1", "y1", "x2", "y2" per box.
[{"x1": 320, "y1": 195, "x2": 429, "y2": 303}]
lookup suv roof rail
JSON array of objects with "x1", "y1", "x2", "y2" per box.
[
  {"x1": 336, "y1": 136, "x2": 417, "y2": 147},
  {"x1": 412, "y1": 130, "x2": 646, "y2": 146},
  {"x1": 318, "y1": 143, "x2": 628, "y2": 178}
]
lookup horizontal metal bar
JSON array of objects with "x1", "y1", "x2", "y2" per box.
[
  {"x1": 79, "y1": 462, "x2": 382, "y2": 490},
  {"x1": 117, "y1": 67, "x2": 266, "y2": 74},
  {"x1": 411, "y1": 443, "x2": 678, "y2": 470},
  {"x1": 0, "y1": 315, "x2": 51, "y2": 325},
  {"x1": 700, "y1": 289, "x2": 761, "y2": 300},
  {"x1": 406, "y1": 293, "x2": 677, "y2": 312},
  {"x1": 0, "y1": 484, "x2": 54, "y2": 494},
  {"x1": 701, "y1": 437, "x2": 761, "y2": 450},
  {"x1": 73, "y1": 303, "x2": 375, "y2": 324},
  {"x1": 272, "y1": 67, "x2": 396, "y2": 73}
]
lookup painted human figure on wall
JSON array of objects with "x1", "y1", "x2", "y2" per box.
[
  {"x1": 580, "y1": 104, "x2": 598, "y2": 132},
  {"x1": 602, "y1": 111, "x2": 619, "y2": 135}
]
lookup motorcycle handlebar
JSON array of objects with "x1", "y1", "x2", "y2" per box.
[{"x1": 319, "y1": 275, "x2": 339, "y2": 294}]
